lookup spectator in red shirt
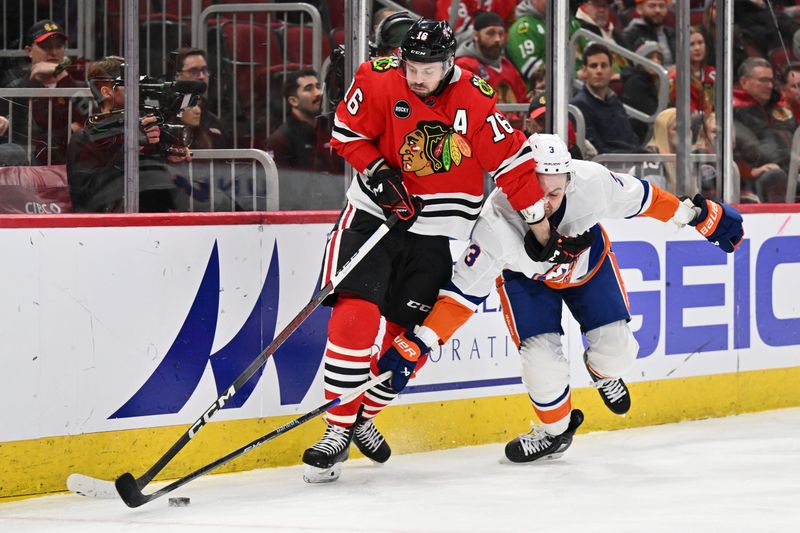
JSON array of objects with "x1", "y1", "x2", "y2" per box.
[
  {"x1": 667, "y1": 27, "x2": 715, "y2": 113},
  {"x1": 781, "y1": 63, "x2": 800, "y2": 123},
  {"x1": 436, "y1": 0, "x2": 517, "y2": 43},
  {"x1": 454, "y1": 11, "x2": 529, "y2": 104}
]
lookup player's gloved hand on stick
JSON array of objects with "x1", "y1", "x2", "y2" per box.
[
  {"x1": 377, "y1": 330, "x2": 431, "y2": 393},
  {"x1": 368, "y1": 168, "x2": 424, "y2": 226},
  {"x1": 685, "y1": 194, "x2": 744, "y2": 253},
  {"x1": 524, "y1": 225, "x2": 594, "y2": 264}
]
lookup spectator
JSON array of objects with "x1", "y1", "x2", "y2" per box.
[
  {"x1": 622, "y1": 0, "x2": 676, "y2": 66},
  {"x1": 506, "y1": 0, "x2": 582, "y2": 90},
  {"x1": 264, "y1": 69, "x2": 342, "y2": 173},
  {"x1": 623, "y1": 40, "x2": 665, "y2": 142},
  {"x1": 454, "y1": 11, "x2": 529, "y2": 104},
  {"x1": 575, "y1": 0, "x2": 629, "y2": 74},
  {"x1": 524, "y1": 95, "x2": 595, "y2": 159},
  {"x1": 691, "y1": 111, "x2": 730, "y2": 200},
  {"x1": 641, "y1": 107, "x2": 677, "y2": 192},
  {"x1": 435, "y1": 0, "x2": 517, "y2": 45},
  {"x1": 699, "y1": 0, "x2": 749, "y2": 73},
  {"x1": 733, "y1": 57, "x2": 793, "y2": 203},
  {"x1": 3, "y1": 20, "x2": 87, "y2": 165},
  {"x1": 571, "y1": 42, "x2": 643, "y2": 153},
  {"x1": 667, "y1": 27, "x2": 715, "y2": 113},
  {"x1": 170, "y1": 47, "x2": 228, "y2": 150},
  {"x1": 781, "y1": 63, "x2": 800, "y2": 122},
  {"x1": 67, "y1": 56, "x2": 187, "y2": 213}
]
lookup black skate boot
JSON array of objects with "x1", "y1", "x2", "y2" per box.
[
  {"x1": 504, "y1": 409, "x2": 584, "y2": 464},
  {"x1": 353, "y1": 418, "x2": 392, "y2": 463},
  {"x1": 302, "y1": 423, "x2": 353, "y2": 483},
  {"x1": 584, "y1": 353, "x2": 631, "y2": 415}
]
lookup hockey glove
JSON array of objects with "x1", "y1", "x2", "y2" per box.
[
  {"x1": 377, "y1": 330, "x2": 431, "y2": 393},
  {"x1": 524, "y1": 225, "x2": 594, "y2": 264},
  {"x1": 686, "y1": 194, "x2": 744, "y2": 253},
  {"x1": 368, "y1": 168, "x2": 424, "y2": 225}
]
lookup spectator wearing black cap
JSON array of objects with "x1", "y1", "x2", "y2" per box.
[
  {"x1": 3, "y1": 20, "x2": 87, "y2": 165},
  {"x1": 455, "y1": 11, "x2": 529, "y2": 104}
]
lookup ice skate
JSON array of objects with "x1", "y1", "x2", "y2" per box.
[
  {"x1": 353, "y1": 417, "x2": 391, "y2": 463},
  {"x1": 585, "y1": 353, "x2": 631, "y2": 415},
  {"x1": 302, "y1": 423, "x2": 353, "y2": 483},
  {"x1": 504, "y1": 409, "x2": 584, "y2": 463}
]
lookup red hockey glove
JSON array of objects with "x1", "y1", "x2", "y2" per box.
[
  {"x1": 377, "y1": 330, "x2": 431, "y2": 393},
  {"x1": 368, "y1": 168, "x2": 423, "y2": 225}
]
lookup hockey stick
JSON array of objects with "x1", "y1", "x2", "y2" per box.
[
  {"x1": 67, "y1": 212, "x2": 398, "y2": 499},
  {"x1": 115, "y1": 371, "x2": 393, "y2": 508}
]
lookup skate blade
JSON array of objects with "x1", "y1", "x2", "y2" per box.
[
  {"x1": 498, "y1": 450, "x2": 567, "y2": 465},
  {"x1": 303, "y1": 462, "x2": 343, "y2": 483}
]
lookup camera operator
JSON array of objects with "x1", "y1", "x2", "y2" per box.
[{"x1": 66, "y1": 56, "x2": 189, "y2": 213}]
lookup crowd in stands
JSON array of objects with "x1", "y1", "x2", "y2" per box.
[{"x1": 1, "y1": 0, "x2": 800, "y2": 213}]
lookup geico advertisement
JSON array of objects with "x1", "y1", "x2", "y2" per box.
[{"x1": 0, "y1": 213, "x2": 798, "y2": 442}]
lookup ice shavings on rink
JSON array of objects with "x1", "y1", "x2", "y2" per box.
[{"x1": 2, "y1": 407, "x2": 799, "y2": 532}]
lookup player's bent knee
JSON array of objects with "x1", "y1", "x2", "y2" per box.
[
  {"x1": 519, "y1": 332, "x2": 569, "y2": 396},
  {"x1": 585, "y1": 320, "x2": 638, "y2": 377}
]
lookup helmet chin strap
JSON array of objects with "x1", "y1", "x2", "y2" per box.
[{"x1": 431, "y1": 56, "x2": 455, "y2": 97}]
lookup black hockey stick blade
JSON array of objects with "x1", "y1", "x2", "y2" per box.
[
  {"x1": 114, "y1": 371, "x2": 392, "y2": 508},
  {"x1": 115, "y1": 473, "x2": 148, "y2": 508},
  {"x1": 112, "y1": 213, "x2": 398, "y2": 498}
]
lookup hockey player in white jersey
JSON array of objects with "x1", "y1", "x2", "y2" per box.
[{"x1": 376, "y1": 133, "x2": 745, "y2": 463}]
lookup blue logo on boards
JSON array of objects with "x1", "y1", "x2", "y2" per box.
[{"x1": 109, "y1": 242, "x2": 330, "y2": 419}]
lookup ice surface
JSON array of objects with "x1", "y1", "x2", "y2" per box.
[{"x1": 2, "y1": 408, "x2": 799, "y2": 532}]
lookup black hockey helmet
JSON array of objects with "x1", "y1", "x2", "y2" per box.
[
  {"x1": 375, "y1": 11, "x2": 416, "y2": 55},
  {"x1": 400, "y1": 18, "x2": 456, "y2": 63}
]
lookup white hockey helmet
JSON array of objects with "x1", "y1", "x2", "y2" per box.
[{"x1": 529, "y1": 133, "x2": 571, "y2": 175}]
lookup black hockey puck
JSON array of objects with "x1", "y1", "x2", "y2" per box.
[{"x1": 168, "y1": 496, "x2": 190, "y2": 507}]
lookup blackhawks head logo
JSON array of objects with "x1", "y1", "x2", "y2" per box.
[{"x1": 399, "y1": 121, "x2": 472, "y2": 176}]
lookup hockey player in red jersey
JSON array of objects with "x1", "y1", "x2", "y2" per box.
[
  {"x1": 377, "y1": 133, "x2": 744, "y2": 464},
  {"x1": 302, "y1": 18, "x2": 589, "y2": 483}
]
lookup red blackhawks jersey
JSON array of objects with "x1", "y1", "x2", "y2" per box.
[{"x1": 331, "y1": 57, "x2": 542, "y2": 240}]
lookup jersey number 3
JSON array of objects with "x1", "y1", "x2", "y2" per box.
[{"x1": 464, "y1": 244, "x2": 481, "y2": 266}]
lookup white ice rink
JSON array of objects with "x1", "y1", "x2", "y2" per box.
[{"x1": 2, "y1": 407, "x2": 800, "y2": 533}]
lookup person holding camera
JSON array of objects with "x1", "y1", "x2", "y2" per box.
[{"x1": 66, "y1": 56, "x2": 187, "y2": 212}]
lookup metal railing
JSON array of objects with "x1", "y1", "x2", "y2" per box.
[
  {"x1": 0, "y1": 87, "x2": 94, "y2": 165},
  {"x1": 194, "y1": 3, "x2": 324, "y2": 148},
  {"x1": 186, "y1": 148, "x2": 279, "y2": 211},
  {"x1": 497, "y1": 103, "x2": 588, "y2": 156},
  {"x1": 787, "y1": 127, "x2": 800, "y2": 204},
  {"x1": 592, "y1": 152, "x2": 719, "y2": 197}
]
